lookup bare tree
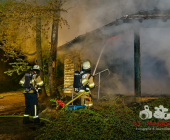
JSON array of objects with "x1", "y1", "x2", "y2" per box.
[
  {"x1": 36, "y1": 17, "x2": 47, "y2": 98},
  {"x1": 48, "y1": 0, "x2": 62, "y2": 97}
]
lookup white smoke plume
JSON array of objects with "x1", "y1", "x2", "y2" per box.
[
  {"x1": 3, "y1": 0, "x2": 170, "y2": 96},
  {"x1": 58, "y1": 0, "x2": 170, "y2": 96}
]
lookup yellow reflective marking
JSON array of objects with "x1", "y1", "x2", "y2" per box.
[
  {"x1": 89, "y1": 83, "x2": 94, "y2": 87},
  {"x1": 20, "y1": 81, "x2": 24, "y2": 84},
  {"x1": 82, "y1": 79, "x2": 87, "y2": 84},
  {"x1": 37, "y1": 81, "x2": 43, "y2": 85},
  {"x1": 33, "y1": 116, "x2": 39, "y2": 118},
  {"x1": 85, "y1": 103, "x2": 93, "y2": 106},
  {"x1": 79, "y1": 90, "x2": 85, "y2": 92}
]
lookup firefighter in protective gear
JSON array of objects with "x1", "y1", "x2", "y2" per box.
[
  {"x1": 78, "y1": 60, "x2": 95, "y2": 107},
  {"x1": 19, "y1": 65, "x2": 43, "y2": 124}
]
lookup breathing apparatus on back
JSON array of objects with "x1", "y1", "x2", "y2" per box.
[{"x1": 23, "y1": 65, "x2": 40, "y2": 92}]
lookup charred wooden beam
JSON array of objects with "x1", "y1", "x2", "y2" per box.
[{"x1": 134, "y1": 28, "x2": 141, "y2": 97}]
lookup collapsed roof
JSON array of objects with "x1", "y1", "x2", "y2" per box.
[{"x1": 58, "y1": 9, "x2": 170, "y2": 52}]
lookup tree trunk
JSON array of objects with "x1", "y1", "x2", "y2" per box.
[
  {"x1": 48, "y1": 11, "x2": 60, "y2": 97},
  {"x1": 36, "y1": 17, "x2": 47, "y2": 98}
]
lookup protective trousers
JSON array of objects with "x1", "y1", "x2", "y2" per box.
[
  {"x1": 81, "y1": 92, "x2": 93, "y2": 106},
  {"x1": 23, "y1": 93, "x2": 40, "y2": 124}
]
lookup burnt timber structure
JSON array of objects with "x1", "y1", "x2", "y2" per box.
[
  {"x1": 58, "y1": 9, "x2": 170, "y2": 97},
  {"x1": 63, "y1": 52, "x2": 82, "y2": 96}
]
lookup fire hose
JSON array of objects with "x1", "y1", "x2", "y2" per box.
[
  {"x1": 58, "y1": 91, "x2": 86, "y2": 113},
  {"x1": 0, "y1": 115, "x2": 52, "y2": 122}
]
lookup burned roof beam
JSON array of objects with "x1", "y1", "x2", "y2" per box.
[{"x1": 58, "y1": 10, "x2": 170, "y2": 52}]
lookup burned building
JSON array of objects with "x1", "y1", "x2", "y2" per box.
[{"x1": 58, "y1": 9, "x2": 170, "y2": 97}]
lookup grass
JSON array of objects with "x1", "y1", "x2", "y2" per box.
[{"x1": 34, "y1": 96, "x2": 170, "y2": 140}]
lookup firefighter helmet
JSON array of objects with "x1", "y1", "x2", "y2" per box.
[
  {"x1": 33, "y1": 65, "x2": 40, "y2": 71},
  {"x1": 82, "y1": 60, "x2": 91, "y2": 70}
]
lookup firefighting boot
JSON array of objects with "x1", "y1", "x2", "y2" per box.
[
  {"x1": 34, "y1": 118, "x2": 44, "y2": 126},
  {"x1": 85, "y1": 97, "x2": 93, "y2": 107},
  {"x1": 23, "y1": 117, "x2": 32, "y2": 124},
  {"x1": 81, "y1": 95, "x2": 85, "y2": 105},
  {"x1": 33, "y1": 118, "x2": 40, "y2": 124}
]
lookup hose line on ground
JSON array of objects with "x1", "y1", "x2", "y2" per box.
[{"x1": 0, "y1": 115, "x2": 52, "y2": 123}]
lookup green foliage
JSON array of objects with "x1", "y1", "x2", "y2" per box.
[
  {"x1": 4, "y1": 58, "x2": 31, "y2": 76},
  {"x1": 0, "y1": 0, "x2": 68, "y2": 77},
  {"x1": 0, "y1": 2, "x2": 4, "y2": 11},
  {"x1": 35, "y1": 97, "x2": 170, "y2": 140}
]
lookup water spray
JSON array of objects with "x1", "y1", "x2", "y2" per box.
[
  {"x1": 92, "y1": 36, "x2": 118, "y2": 76},
  {"x1": 92, "y1": 40, "x2": 109, "y2": 76}
]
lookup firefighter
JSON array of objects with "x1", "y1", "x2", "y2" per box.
[
  {"x1": 78, "y1": 60, "x2": 95, "y2": 107},
  {"x1": 19, "y1": 65, "x2": 43, "y2": 124}
]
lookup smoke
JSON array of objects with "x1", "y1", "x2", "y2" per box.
[
  {"x1": 140, "y1": 28, "x2": 170, "y2": 95},
  {"x1": 59, "y1": 0, "x2": 159, "y2": 46},
  {"x1": 3, "y1": 0, "x2": 170, "y2": 95},
  {"x1": 58, "y1": 0, "x2": 170, "y2": 96}
]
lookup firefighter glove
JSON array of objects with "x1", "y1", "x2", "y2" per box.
[
  {"x1": 25, "y1": 88, "x2": 30, "y2": 92},
  {"x1": 37, "y1": 88, "x2": 42, "y2": 93},
  {"x1": 85, "y1": 85, "x2": 90, "y2": 92}
]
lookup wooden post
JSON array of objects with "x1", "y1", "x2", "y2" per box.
[{"x1": 134, "y1": 28, "x2": 141, "y2": 97}]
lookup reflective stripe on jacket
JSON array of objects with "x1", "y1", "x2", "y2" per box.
[{"x1": 81, "y1": 72, "x2": 95, "y2": 88}]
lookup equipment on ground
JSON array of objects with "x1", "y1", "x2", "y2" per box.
[
  {"x1": 66, "y1": 105, "x2": 86, "y2": 110},
  {"x1": 50, "y1": 98, "x2": 86, "y2": 111},
  {"x1": 51, "y1": 91, "x2": 87, "y2": 111},
  {"x1": 50, "y1": 99, "x2": 65, "y2": 108}
]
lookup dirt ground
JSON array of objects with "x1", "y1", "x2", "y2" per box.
[
  {"x1": 0, "y1": 118, "x2": 38, "y2": 140},
  {"x1": 0, "y1": 91, "x2": 25, "y2": 114}
]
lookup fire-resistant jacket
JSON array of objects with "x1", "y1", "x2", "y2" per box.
[
  {"x1": 79, "y1": 71, "x2": 95, "y2": 93},
  {"x1": 19, "y1": 74, "x2": 43, "y2": 93}
]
